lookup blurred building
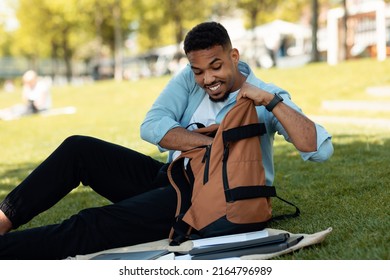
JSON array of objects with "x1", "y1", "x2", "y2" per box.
[
  {"x1": 327, "y1": 0, "x2": 390, "y2": 64},
  {"x1": 233, "y1": 20, "x2": 312, "y2": 69}
]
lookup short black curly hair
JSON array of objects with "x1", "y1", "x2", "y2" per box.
[{"x1": 183, "y1": 22, "x2": 232, "y2": 54}]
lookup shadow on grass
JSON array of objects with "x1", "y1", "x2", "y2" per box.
[{"x1": 0, "y1": 135, "x2": 389, "y2": 258}]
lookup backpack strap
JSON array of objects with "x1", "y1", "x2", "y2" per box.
[
  {"x1": 185, "y1": 122, "x2": 205, "y2": 129},
  {"x1": 272, "y1": 195, "x2": 301, "y2": 220},
  {"x1": 169, "y1": 214, "x2": 194, "y2": 246},
  {"x1": 222, "y1": 123, "x2": 266, "y2": 143},
  {"x1": 168, "y1": 157, "x2": 193, "y2": 217},
  {"x1": 225, "y1": 185, "x2": 276, "y2": 202}
]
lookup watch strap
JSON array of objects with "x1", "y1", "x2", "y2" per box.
[{"x1": 265, "y1": 93, "x2": 283, "y2": 112}]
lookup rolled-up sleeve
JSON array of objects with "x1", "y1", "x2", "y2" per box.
[{"x1": 300, "y1": 123, "x2": 333, "y2": 162}]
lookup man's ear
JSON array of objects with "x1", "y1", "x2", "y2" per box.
[{"x1": 230, "y1": 48, "x2": 240, "y2": 64}]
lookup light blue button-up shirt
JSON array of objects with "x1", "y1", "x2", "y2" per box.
[{"x1": 141, "y1": 61, "x2": 333, "y2": 185}]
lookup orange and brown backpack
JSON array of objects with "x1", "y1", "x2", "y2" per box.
[{"x1": 167, "y1": 94, "x2": 300, "y2": 245}]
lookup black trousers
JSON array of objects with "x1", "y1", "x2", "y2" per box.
[{"x1": 0, "y1": 135, "x2": 177, "y2": 259}]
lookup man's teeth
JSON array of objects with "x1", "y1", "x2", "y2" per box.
[{"x1": 209, "y1": 84, "x2": 220, "y2": 91}]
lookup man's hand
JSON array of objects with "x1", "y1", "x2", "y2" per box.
[{"x1": 239, "y1": 82, "x2": 274, "y2": 106}]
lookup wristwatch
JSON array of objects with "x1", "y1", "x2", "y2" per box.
[{"x1": 265, "y1": 93, "x2": 284, "y2": 112}]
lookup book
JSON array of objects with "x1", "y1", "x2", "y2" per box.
[
  {"x1": 191, "y1": 229, "x2": 268, "y2": 248},
  {"x1": 90, "y1": 249, "x2": 170, "y2": 260},
  {"x1": 190, "y1": 235, "x2": 304, "y2": 260},
  {"x1": 189, "y1": 232, "x2": 290, "y2": 256}
]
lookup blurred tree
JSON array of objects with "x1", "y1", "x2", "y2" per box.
[
  {"x1": 9, "y1": 0, "x2": 387, "y2": 80},
  {"x1": 76, "y1": 0, "x2": 135, "y2": 80},
  {"x1": 237, "y1": 0, "x2": 281, "y2": 67},
  {"x1": 311, "y1": 0, "x2": 320, "y2": 62},
  {"x1": 113, "y1": 0, "x2": 123, "y2": 81},
  {"x1": 131, "y1": 0, "x2": 166, "y2": 50},
  {"x1": 237, "y1": 0, "x2": 279, "y2": 30},
  {"x1": 0, "y1": 25, "x2": 14, "y2": 57},
  {"x1": 132, "y1": 0, "x2": 210, "y2": 51},
  {"x1": 209, "y1": 0, "x2": 238, "y2": 20},
  {"x1": 273, "y1": 0, "x2": 307, "y2": 23},
  {"x1": 13, "y1": 0, "x2": 136, "y2": 81},
  {"x1": 12, "y1": 1, "x2": 48, "y2": 68},
  {"x1": 15, "y1": 0, "x2": 87, "y2": 81},
  {"x1": 0, "y1": 9, "x2": 10, "y2": 57}
]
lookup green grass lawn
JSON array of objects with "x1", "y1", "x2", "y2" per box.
[{"x1": 1, "y1": 58, "x2": 389, "y2": 259}]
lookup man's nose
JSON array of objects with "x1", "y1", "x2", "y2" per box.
[{"x1": 203, "y1": 71, "x2": 214, "y2": 85}]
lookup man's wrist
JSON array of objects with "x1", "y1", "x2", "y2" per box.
[{"x1": 265, "y1": 93, "x2": 284, "y2": 112}]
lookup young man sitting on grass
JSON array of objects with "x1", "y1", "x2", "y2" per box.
[{"x1": 0, "y1": 21, "x2": 333, "y2": 259}]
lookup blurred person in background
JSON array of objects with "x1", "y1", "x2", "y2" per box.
[
  {"x1": 0, "y1": 70, "x2": 51, "y2": 120},
  {"x1": 21, "y1": 70, "x2": 52, "y2": 114}
]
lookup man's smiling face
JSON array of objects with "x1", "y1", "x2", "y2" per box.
[{"x1": 187, "y1": 45, "x2": 243, "y2": 102}]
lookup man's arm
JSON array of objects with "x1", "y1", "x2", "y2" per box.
[
  {"x1": 271, "y1": 102, "x2": 317, "y2": 152},
  {"x1": 240, "y1": 82, "x2": 317, "y2": 153},
  {"x1": 159, "y1": 127, "x2": 213, "y2": 151}
]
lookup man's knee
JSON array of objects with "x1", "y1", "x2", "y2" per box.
[{"x1": 60, "y1": 135, "x2": 101, "y2": 154}]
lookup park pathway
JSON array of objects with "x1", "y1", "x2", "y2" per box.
[{"x1": 309, "y1": 86, "x2": 390, "y2": 130}]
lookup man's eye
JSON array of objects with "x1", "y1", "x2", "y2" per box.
[{"x1": 212, "y1": 65, "x2": 222, "y2": 70}]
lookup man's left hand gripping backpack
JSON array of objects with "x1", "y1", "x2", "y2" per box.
[{"x1": 167, "y1": 94, "x2": 299, "y2": 245}]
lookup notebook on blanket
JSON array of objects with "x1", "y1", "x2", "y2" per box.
[
  {"x1": 90, "y1": 249, "x2": 169, "y2": 260},
  {"x1": 174, "y1": 233, "x2": 303, "y2": 260}
]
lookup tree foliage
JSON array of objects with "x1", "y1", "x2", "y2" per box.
[
  {"x1": 237, "y1": 0, "x2": 281, "y2": 29},
  {"x1": 0, "y1": 25, "x2": 14, "y2": 56},
  {"x1": 132, "y1": 0, "x2": 212, "y2": 50},
  {"x1": 3, "y1": 0, "x2": 388, "y2": 78},
  {"x1": 14, "y1": 0, "x2": 87, "y2": 79}
]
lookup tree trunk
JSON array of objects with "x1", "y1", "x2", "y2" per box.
[
  {"x1": 62, "y1": 32, "x2": 73, "y2": 83},
  {"x1": 113, "y1": 0, "x2": 123, "y2": 82},
  {"x1": 311, "y1": 0, "x2": 320, "y2": 62},
  {"x1": 50, "y1": 41, "x2": 59, "y2": 80},
  {"x1": 342, "y1": 0, "x2": 348, "y2": 60}
]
